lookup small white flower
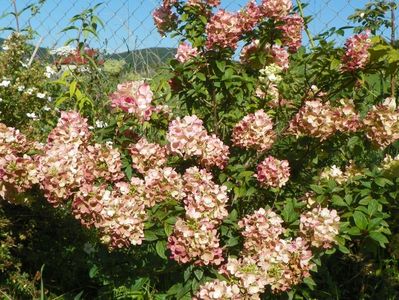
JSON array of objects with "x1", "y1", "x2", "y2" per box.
[
  {"x1": 26, "y1": 112, "x2": 38, "y2": 120},
  {"x1": 21, "y1": 62, "x2": 28, "y2": 68},
  {"x1": 105, "y1": 141, "x2": 113, "y2": 147},
  {"x1": 0, "y1": 80, "x2": 11, "y2": 87},
  {"x1": 43, "y1": 105, "x2": 51, "y2": 111},
  {"x1": 47, "y1": 96, "x2": 53, "y2": 102},
  {"x1": 95, "y1": 120, "x2": 108, "y2": 128},
  {"x1": 44, "y1": 66, "x2": 56, "y2": 78},
  {"x1": 2, "y1": 45, "x2": 9, "y2": 51},
  {"x1": 0, "y1": 98, "x2": 3, "y2": 102},
  {"x1": 26, "y1": 88, "x2": 35, "y2": 95},
  {"x1": 17, "y1": 85, "x2": 25, "y2": 92},
  {"x1": 88, "y1": 126, "x2": 94, "y2": 130},
  {"x1": 36, "y1": 92, "x2": 46, "y2": 99}
]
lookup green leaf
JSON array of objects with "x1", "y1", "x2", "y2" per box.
[
  {"x1": 89, "y1": 265, "x2": 98, "y2": 278},
  {"x1": 194, "y1": 269, "x2": 203, "y2": 281},
  {"x1": 369, "y1": 231, "x2": 389, "y2": 247},
  {"x1": 216, "y1": 61, "x2": 225, "y2": 72},
  {"x1": 196, "y1": 72, "x2": 206, "y2": 81},
  {"x1": 353, "y1": 211, "x2": 368, "y2": 231},
  {"x1": 310, "y1": 184, "x2": 324, "y2": 194},
  {"x1": 145, "y1": 231, "x2": 158, "y2": 241},
  {"x1": 332, "y1": 195, "x2": 347, "y2": 207},
  {"x1": 156, "y1": 240, "x2": 167, "y2": 259}
]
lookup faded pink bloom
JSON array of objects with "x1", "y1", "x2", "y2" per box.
[
  {"x1": 183, "y1": 167, "x2": 229, "y2": 223},
  {"x1": 37, "y1": 112, "x2": 91, "y2": 206},
  {"x1": 334, "y1": 99, "x2": 362, "y2": 133},
  {"x1": 232, "y1": 110, "x2": 276, "y2": 152},
  {"x1": 277, "y1": 14, "x2": 304, "y2": 52},
  {"x1": 187, "y1": 0, "x2": 221, "y2": 7},
  {"x1": 143, "y1": 167, "x2": 185, "y2": 207},
  {"x1": 110, "y1": 82, "x2": 154, "y2": 122},
  {"x1": 73, "y1": 179, "x2": 147, "y2": 249},
  {"x1": 240, "y1": 39, "x2": 259, "y2": 63},
  {"x1": 341, "y1": 31, "x2": 371, "y2": 72},
  {"x1": 194, "y1": 279, "x2": 241, "y2": 299},
  {"x1": 300, "y1": 206, "x2": 340, "y2": 249},
  {"x1": 85, "y1": 143, "x2": 124, "y2": 183},
  {"x1": 0, "y1": 124, "x2": 39, "y2": 203},
  {"x1": 167, "y1": 115, "x2": 208, "y2": 158},
  {"x1": 288, "y1": 100, "x2": 337, "y2": 140},
  {"x1": 153, "y1": 5, "x2": 178, "y2": 36},
  {"x1": 200, "y1": 134, "x2": 230, "y2": 169},
  {"x1": 222, "y1": 257, "x2": 268, "y2": 296},
  {"x1": 363, "y1": 98, "x2": 399, "y2": 148},
  {"x1": 206, "y1": 10, "x2": 243, "y2": 50},
  {"x1": 271, "y1": 44, "x2": 290, "y2": 70},
  {"x1": 239, "y1": 0, "x2": 262, "y2": 32},
  {"x1": 168, "y1": 218, "x2": 224, "y2": 266},
  {"x1": 257, "y1": 237, "x2": 313, "y2": 292},
  {"x1": 129, "y1": 137, "x2": 168, "y2": 174},
  {"x1": 167, "y1": 115, "x2": 229, "y2": 169},
  {"x1": 260, "y1": 0, "x2": 293, "y2": 19},
  {"x1": 238, "y1": 208, "x2": 285, "y2": 255},
  {"x1": 256, "y1": 156, "x2": 290, "y2": 188},
  {"x1": 175, "y1": 42, "x2": 199, "y2": 63}
]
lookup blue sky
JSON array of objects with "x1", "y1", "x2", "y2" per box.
[{"x1": 0, "y1": 0, "x2": 384, "y2": 53}]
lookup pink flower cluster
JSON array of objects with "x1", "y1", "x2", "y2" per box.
[
  {"x1": 168, "y1": 218, "x2": 224, "y2": 265},
  {"x1": 0, "y1": 124, "x2": 39, "y2": 203},
  {"x1": 260, "y1": 0, "x2": 293, "y2": 19},
  {"x1": 239, "y1": 208, "x2": 285, "y2": 253},
  {"x1": 288, "y1": 99, "x2": 362, "y2": 140},
  {"x1": 72, "y1": 180, "x2": 147, "y2": 248},
  {"x1": 129, "y1": 137, "x2": 168, "y2": 174},
  {"x1": 300, "y1": 206, "x2": 340, "y2": 249},
  {"x1": 153, "y1": 4, "x2": 178, "y2": 36},
  {"x1": 239, "y1": 1, "x2": 262, "y2": 33},
  {"x1": 175, "y1": 42, "x2": 199, "y2": 63},
  {"x1": 37, "y1": 112, "x2": 92, "y2": 206},
  {"x1": 341, "y1": 31, "x2": 371, "y2": 72},
  {"x1": 143, "y1": 167, "x2": 185, "y2": 207},
  {"x1": 205, "y1": 10, "x2": 243, "y2": 50},
  {"x1": 363, "y1": 98, "x2": 399, "y2": 148},
  {"x1": 168, "y1": 167, "x2": 229, "y2": 266},
  {"x1": 277, "y1": 14, "x2": 304, "y2": 52},
  {"x1": 110, "y1": 81, "x2": 154, "y2": 122},
  {"x1": 194, "y1": 279, "x2": 241, "y2": 300},
  {"x1": 240, "y1": 41, "x2": 290, "y2": 70},
  {"x1": 183, "y1": 167, "x2": 229, "y2": 222},
  {"x1": 196, "y1": 208, "x2": 316, "y2": 297},
  {"x1": 255, "y1": 156, "x2": 290, "y2": 188},
  {"x1": 167, "y1": 115, "x2": 229, "y2": 169},
  {"x1": 187, "y1": 0, "x2": 220, "y2": 7},
  {"x1": 232, "y1": 110, "x2": 276, "y2": 152}
]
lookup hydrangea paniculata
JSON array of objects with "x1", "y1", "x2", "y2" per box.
[
  {"x1": 341, "y1": 31, "x2": 371, "y2": 72},
  {"x1": 110, "y1": 81, "x2": 154, "y2": 122},
  {"x1": 168, "y1": 218, "x2": 224, "y2": 266},
  {"x1": 175, "y1": 42, "x2": 199, "y2": 63},
  {"x1": 255, "y1": 156, "x2": 290, "y2": 188},
  {"x1": 232, "y1": 110, "x2": 276, "y2": 152},
  {"x1": 300, "y1": 206, "x2": 340, "y2": 249},
  {"x1": 129, "y1": 138, "x2": 168, "y2": 174}
]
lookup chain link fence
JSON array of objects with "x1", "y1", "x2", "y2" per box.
[{"x1": 0, "y1": 0, "x2": 395, "y2": 72}]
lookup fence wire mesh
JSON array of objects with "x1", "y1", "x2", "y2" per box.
[{"x1": 0, "y1": 0, "x2": 397, "y2": 71}]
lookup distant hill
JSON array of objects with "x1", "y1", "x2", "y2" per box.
[
  {"x1": 106, "y1": 47, "x2": 176, "y2": 72},
  {"x1": 0, "y1": 38, "x2": 175, "y2": 72}
]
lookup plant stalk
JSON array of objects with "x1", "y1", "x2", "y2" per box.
[
  {"x1": 390, "y1": 2, "x2": 396, "y2": 98},
  {"x1": 296, "y1": 0, "x2": 315, "y2": 48},
  {"x1": 12, "y1": 0, "x2": 20, "y2": 33}
]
